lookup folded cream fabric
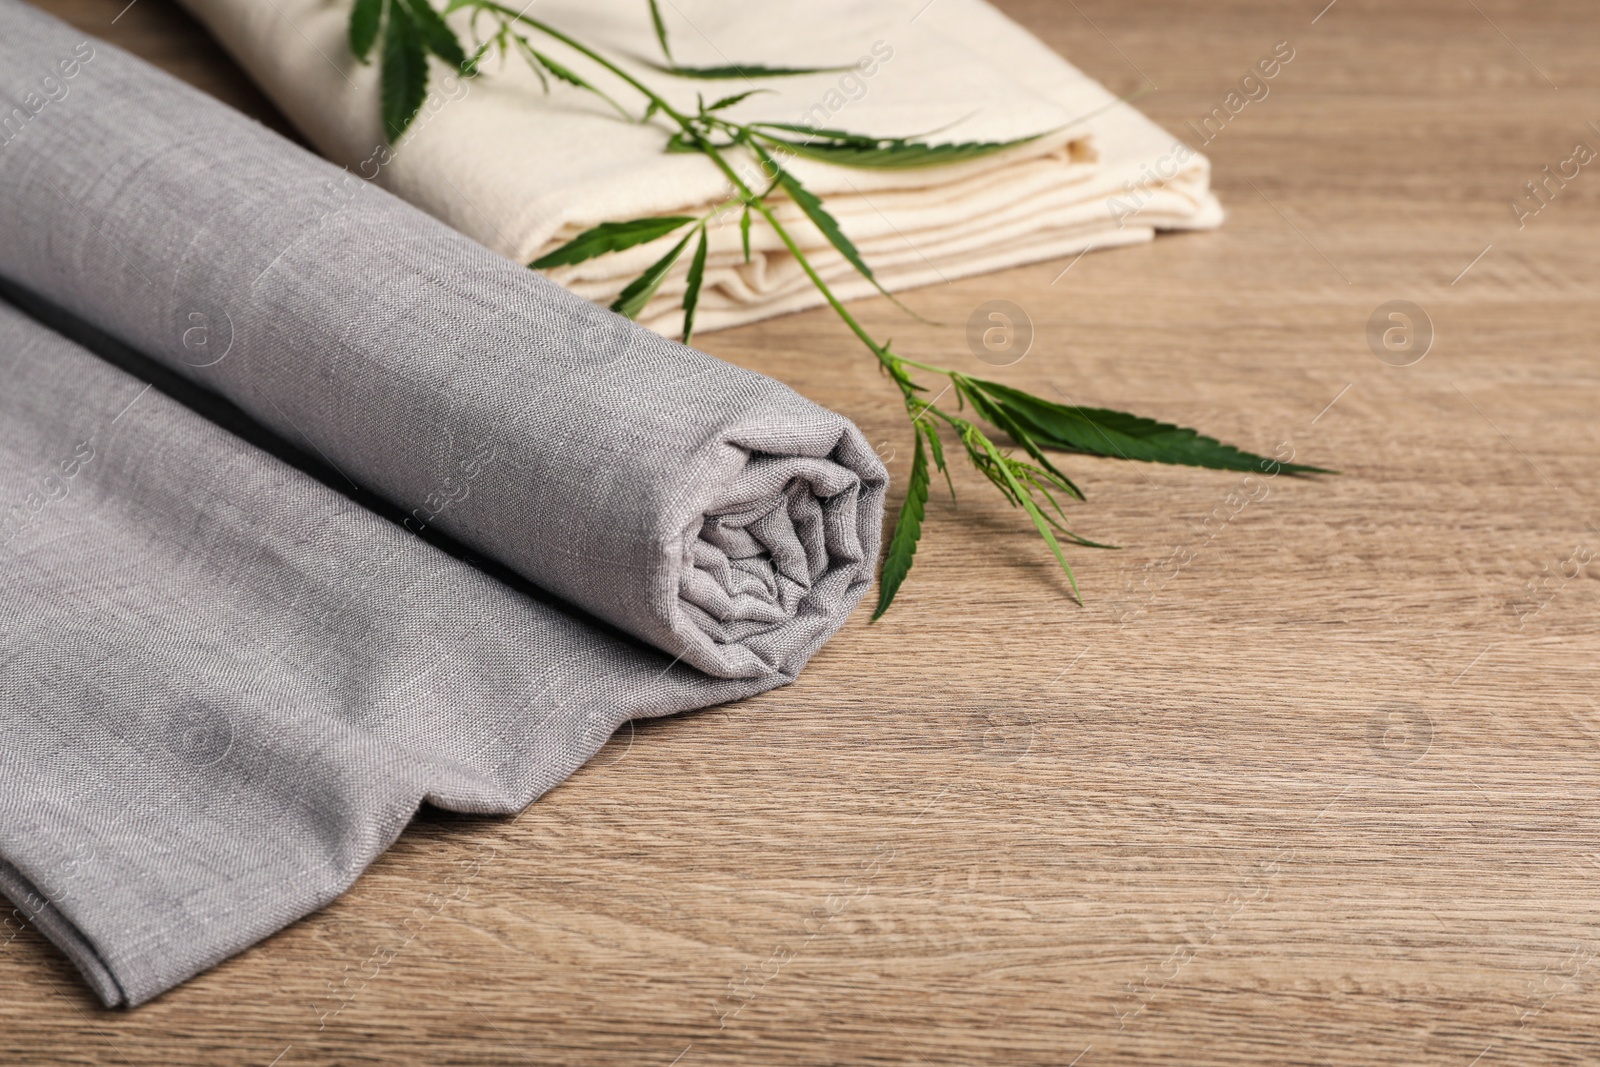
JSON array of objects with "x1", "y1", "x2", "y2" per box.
[
  {"x1": 177, "y1": 0, "x2": 1222, "y2": 336},
  {"x1": 0, "y1": 0, "x2": 882, "y2": 1006}
]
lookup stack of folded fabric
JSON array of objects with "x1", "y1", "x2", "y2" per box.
[
  {"x1": 178, "y1": 0, "x2": 1222, "y2": 336},
  {"x1": 0, "y1": 0, "x2": 882, "y2": 1006}
]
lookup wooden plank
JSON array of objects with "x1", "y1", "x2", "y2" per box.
[{"x1": 8, "y1": 0, "x2": 1600, "y2": 1063}]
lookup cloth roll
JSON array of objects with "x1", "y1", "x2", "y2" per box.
[
  {"x1": 0, "y1": 0, "x2": 884, "y2": 681},
  {"x1": 176, "y1": 0, "x2": 1223, "y2": 336},
  {"x1": 0, "y1": 0, "x2": 883, "y2": 1007}
]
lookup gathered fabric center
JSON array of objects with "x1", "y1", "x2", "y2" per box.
[{"x1": 678, "y1": 453, "x2": 863, "y2": 648}]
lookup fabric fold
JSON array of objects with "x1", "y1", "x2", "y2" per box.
[
  {"x1": 175, "y1": 0, "x2": 1222, "y2": 337},
  {"x1": 0, "y1": 0, "x2": 884, "y2": 1007}
]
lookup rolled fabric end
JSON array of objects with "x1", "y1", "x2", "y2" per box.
[
  {"x1": 0, "y1": 292, "x2": 880, "y2": 1008},
  {"x1": 676, "y1": 424, "x2": 883, "y2": 679},
  {"x1": 0, "y1": 2, "x2": 889, "y2": 1009},
  {"x1": 0, "y1": 1, "x2": 887, "y2": 682}
]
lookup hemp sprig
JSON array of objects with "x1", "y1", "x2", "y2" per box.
[{"x1": 349, "y1": 0, "x2": 1331, "y2": 618}]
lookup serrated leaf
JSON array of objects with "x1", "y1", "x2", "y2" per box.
[
  {"x1": 665, "y1": 130, "x2": 737, "y2": 153},
  {"x1": 401, "y1": 0, "x2": 465, "y2": 67},
  {"x1": 522, "y1": 45, "x2": 633, "y2": 119},
  {"x1": 967, "y1": 377, "x2": 1334, "y2": 474},
  {"x1": 754, "y1": 129, "x2": 1041, "y2": 170},
  {"x1": 380, "y1": 4, "x2": 428, "y2": 142},
  {"x1": 705, "y1": 89, "x2": 769, "y2": 112},
  {"x1": 504, "y1": 35, "x2": 551, "y2": 91},
  {"x1": 871, "y1": 429, "x2": 929, "y2": 621},
  {"x1": 645, "y1": 61, "x2": 852, "y2": 80},
  {"x1": 976, "y1": 432, "x2": 1081, "y2": 602},
  {"x1": 349, "y1": 0, "x2": 384, "y2": 63},
  {"x1": 528, "y1": 47, "x2": 588, "y2": 88},
  {"x1": 749, "y1": 143, "x2": 931, "y2": 323},
  {"x1": 751, "y1": 142, "x2": 873, "y2": 283},
  {"x1": 610, "y1": 230, "x2": 694, "y2": 319},
  {"x1": 751, "y1": 121, "x2": 880, "y2": 145},
  {"x1": 1010, "y1": 460, "x2": 1117, "y2": 549},
  {"x1": 919, "y1": 418, "x2": 954, "y2": 500},
  {"x1": 954, "y1": 376, "x2": 1084, "y2": 501},
  {"x1": 963, "y1": 427, "x2": 1021, "y2": 508},
  {"x1": 682, "y1": 227, "x2": 708, "y2": 343},
  {"x1": 531, "y1": 216, "x2": 696, "y2": 269},
  {"x1": 647, "y1": 0, "x2": 673, "y2": 63}
]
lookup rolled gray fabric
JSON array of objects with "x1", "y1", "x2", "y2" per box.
[
  {"x1": 0, "y1": 0, "x2": 882, "y2": 680},
  {"x1": 0, "y1": 0, "x2": 884, "y2": 1007}
]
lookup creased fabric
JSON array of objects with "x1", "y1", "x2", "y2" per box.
[
  {"x1": 176, "y1": 0, "x2": 1222, "y2": 337},
  {"x1": 0, "y1": 1, "x2": 884, "y2": 1007}
]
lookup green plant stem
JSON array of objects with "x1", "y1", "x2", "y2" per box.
[
  {"x1": 417, "y1": 0, "x2": 1312, "y2": 616},
  {"x1": 465, "y1": 1, "x2": 689, "y2": 121},
  {"x1": 462, "y1": 1, "x2": 902, "y2": 379}
]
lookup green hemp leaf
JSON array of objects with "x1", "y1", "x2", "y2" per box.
[{"x1": 353, "y1": 0, "x2": 1334, "y2": 616}]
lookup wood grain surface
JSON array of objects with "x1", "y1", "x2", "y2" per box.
[{"x1": 7, "y1": 0, "x2": 1600, "y2": 1064}]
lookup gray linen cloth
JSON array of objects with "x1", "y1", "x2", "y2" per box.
[{"x1": 0, "y1": 0, "x2": 884, "y2": 1006}]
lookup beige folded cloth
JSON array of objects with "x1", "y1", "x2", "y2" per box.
[{"x1": 179, "y1": 0, "x2": 1221, "y2": 336}]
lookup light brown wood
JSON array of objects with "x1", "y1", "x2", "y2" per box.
[{"x1": 9, "y1": 0, "x2": 1600, "y2": 1063}]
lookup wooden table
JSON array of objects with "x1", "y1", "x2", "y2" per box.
[{"x1": 8, "y1": 1, "x2": 1599, "y2": 1063}]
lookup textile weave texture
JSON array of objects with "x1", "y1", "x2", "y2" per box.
[
  {"x1": 0, "y1": 0, "x2": 884, "y2": 1007},
  {"x1": 178, "y1": 0, "x2": 1222, "y2": 336}
]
